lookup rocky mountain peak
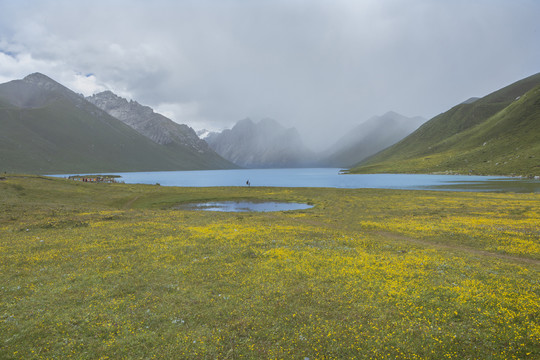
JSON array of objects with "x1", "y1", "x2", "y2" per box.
[
  {"x1": 23, "y1": 72, "x2": 58, "y2": 85},
  {"x1": 232, "y1": 118, "x2": 255, "y2": 130},
  {"x1": 22, "y1": 72, "x2": 74, "y2": 95},
  {"x1": 86, "y1": 90, "x2": 213, "y2": 153},
  {"x1": 88, "y1": 91, "x2": 129, "y2": 109},
  {"x1": 87, "y1": 91, "x2": 154, "y2": 122},
  {"x1": 205, "y1": 118, "x2": 315, "y2": 168},
  {"x1": 0, "y1": 72, "x2": 85, "y2": 108},
  {"x1": 92, "y1": 90, "x2": 119, "y2": 99}
]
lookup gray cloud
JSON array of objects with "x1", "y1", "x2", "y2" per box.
[{"x1": 1, "y1": 0, "x2": 539, "y2": 149}]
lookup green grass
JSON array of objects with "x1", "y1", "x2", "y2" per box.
[
  {"x1": 1, "y1": 175, "x2": 539, "y2": 359},
  {"x1": 351, "y1": 73, "x2": 540, "y2": 176}
]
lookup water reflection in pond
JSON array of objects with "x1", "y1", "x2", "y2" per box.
[{"x1": 176, "y1": 201, "x2": 313, "y2": 212}]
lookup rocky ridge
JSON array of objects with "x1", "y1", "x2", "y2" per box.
[{"x1": 87, "y1": 91, "x2": 210, "y2": 153}]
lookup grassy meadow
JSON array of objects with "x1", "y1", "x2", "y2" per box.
[{"x1": 1, "y1": 175, "x2": 539, "y2": 359}]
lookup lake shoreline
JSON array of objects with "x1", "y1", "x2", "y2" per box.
[{"x1": 48, "y1": 168, "x2": 539, "y2": 193}]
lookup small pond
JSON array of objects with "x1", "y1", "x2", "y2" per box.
[{"x1": 176, "y1": 201, "x2": 313, "y2": 212}]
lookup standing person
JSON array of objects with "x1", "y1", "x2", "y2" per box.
[{"x1": 246, "y1": 180, "x2": 250, "y2": 187}]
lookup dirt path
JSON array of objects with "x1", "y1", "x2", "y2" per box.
[
  {"x1": 123, "y1": 195, "x2": 141, "y2": 209},
  {"x1": 269, "y1": 213, "x2": 540, "y2": 267},
  {"x1": 376, "y1": 231, "x2": 540, "y2": 266}
]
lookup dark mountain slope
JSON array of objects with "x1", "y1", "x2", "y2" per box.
[{"x1": 0, "y1": 73, "x2": 235, "y2": 174}]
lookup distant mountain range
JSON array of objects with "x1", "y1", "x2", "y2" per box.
[
  {"x1": 203, "y1": 114, "x2": 425, "y2": 169},
  {"x1": 0, "y1": 73, "x2": 235, "y2": 174},
  {"x1": 2, "y1": 72, "x2": 538, "y2": 176},
  {"x1": 350, "y1": 72, "x2": 540, "y2": 176},
  {"x1": 205, "y1": 118, "x2": 316, "y2": 168},
  {"x1": 321, "y1": 111, "x2": 426, "y2": 167}
]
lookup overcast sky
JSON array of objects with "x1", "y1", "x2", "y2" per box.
[{"x1": 1, "y1": 0, "x2": 539, "y2": 149}]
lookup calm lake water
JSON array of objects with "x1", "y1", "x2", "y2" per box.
[{"x1": 54, "y1": 168, "x2": 539, "y2": 193}]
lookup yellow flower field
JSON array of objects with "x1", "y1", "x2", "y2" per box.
[{"x1": 0, "y1": 175, "x2": 538, "y2": 359}]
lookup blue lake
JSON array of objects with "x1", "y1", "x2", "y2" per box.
[{"x1": 53, "y1": 168, "x2": 539, "y2": 193}]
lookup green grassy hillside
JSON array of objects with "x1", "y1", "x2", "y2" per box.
[{"x1": 350, "y1": 73, "x2": 540, "y2": 176}]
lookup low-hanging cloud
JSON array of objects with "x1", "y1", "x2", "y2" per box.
[{"x1": 1, "y1": 0, "x2": 539, "y2": 149}]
